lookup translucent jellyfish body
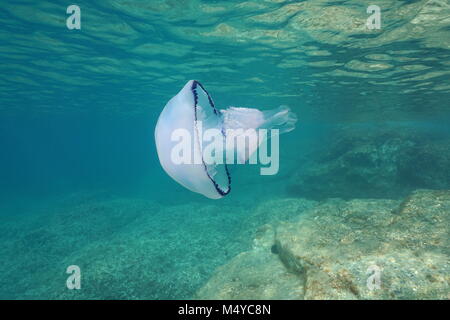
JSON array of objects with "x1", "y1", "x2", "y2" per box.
[{"x1": 154, "y1": 80, "x2": 297, "y2": 199}]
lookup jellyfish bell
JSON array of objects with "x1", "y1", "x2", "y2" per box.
[
  {"x1": 154, "y1": 80, "x2": 297, "y2": 199},
  {"x1": 155, "y1": 80, "x2": 230, "y2": 199}
]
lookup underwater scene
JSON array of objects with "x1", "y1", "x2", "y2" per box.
[{"x1": 0, "y1": 0, "x2": 449, "y2": 300}]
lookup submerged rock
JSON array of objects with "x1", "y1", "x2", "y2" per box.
[
  {"x1": 287, "y1": 126, "x2": 450, "y2": 200},
  {"x1": 196, "y1": 190, "x2": 450, "y2": 299}
]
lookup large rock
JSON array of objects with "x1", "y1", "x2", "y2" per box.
[
  {"x1": 287, "y1": 126, "x2": 450, "y2": 200},
  {"x1": 195, "y1": 224, "x2": 305, "y2": 300},
  {"x1": 196, "y1": 190, "x2": 450, "y2": 299}
]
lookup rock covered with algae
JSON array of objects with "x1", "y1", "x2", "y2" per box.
[
  {"x1": 196, "y1": 190, "x2": 450, "y2": 299},
  {"x1": 287, "y1": 126, "x2": 450, "y2": 200}
]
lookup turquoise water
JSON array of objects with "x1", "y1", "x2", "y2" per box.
[{"x1": 0, "y1": 0, "x2": 449, "y2": 299}]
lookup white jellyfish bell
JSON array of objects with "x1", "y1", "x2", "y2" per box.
[{"x1": 155, "y1": 80, "x2": 297, "y2": 199}]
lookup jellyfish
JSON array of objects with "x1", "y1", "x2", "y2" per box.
[{"x1": 154, "y1": 80, "x2": 297, "y2": 199}]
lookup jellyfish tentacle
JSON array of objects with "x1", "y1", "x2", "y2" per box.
[
  {"x1": 221, "y1": 105, "x2": 297, "y2": 133},
  {"x1": 220, "y1": 105, "x2": 297, "y2": 164}
]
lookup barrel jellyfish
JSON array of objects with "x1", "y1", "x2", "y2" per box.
[{"x1": 155, "y1": 80, "x2": 297, "y2": 199}]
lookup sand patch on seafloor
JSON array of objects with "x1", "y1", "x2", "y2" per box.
[{"x1": 0, "y1": 192, "x2": 316, "y2": 299}]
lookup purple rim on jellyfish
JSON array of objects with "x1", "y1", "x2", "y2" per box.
[{"x1": 191, "y1": 80, "x2": 231, "y2": 197}]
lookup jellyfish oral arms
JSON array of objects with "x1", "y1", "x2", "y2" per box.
[{"x1": 154, "y1": 80, "x2": 297, "y2": 199}]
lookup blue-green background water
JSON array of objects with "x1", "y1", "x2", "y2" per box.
[{"x1": 0, "y1": 0, "x2": 449, "y2": 299}]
